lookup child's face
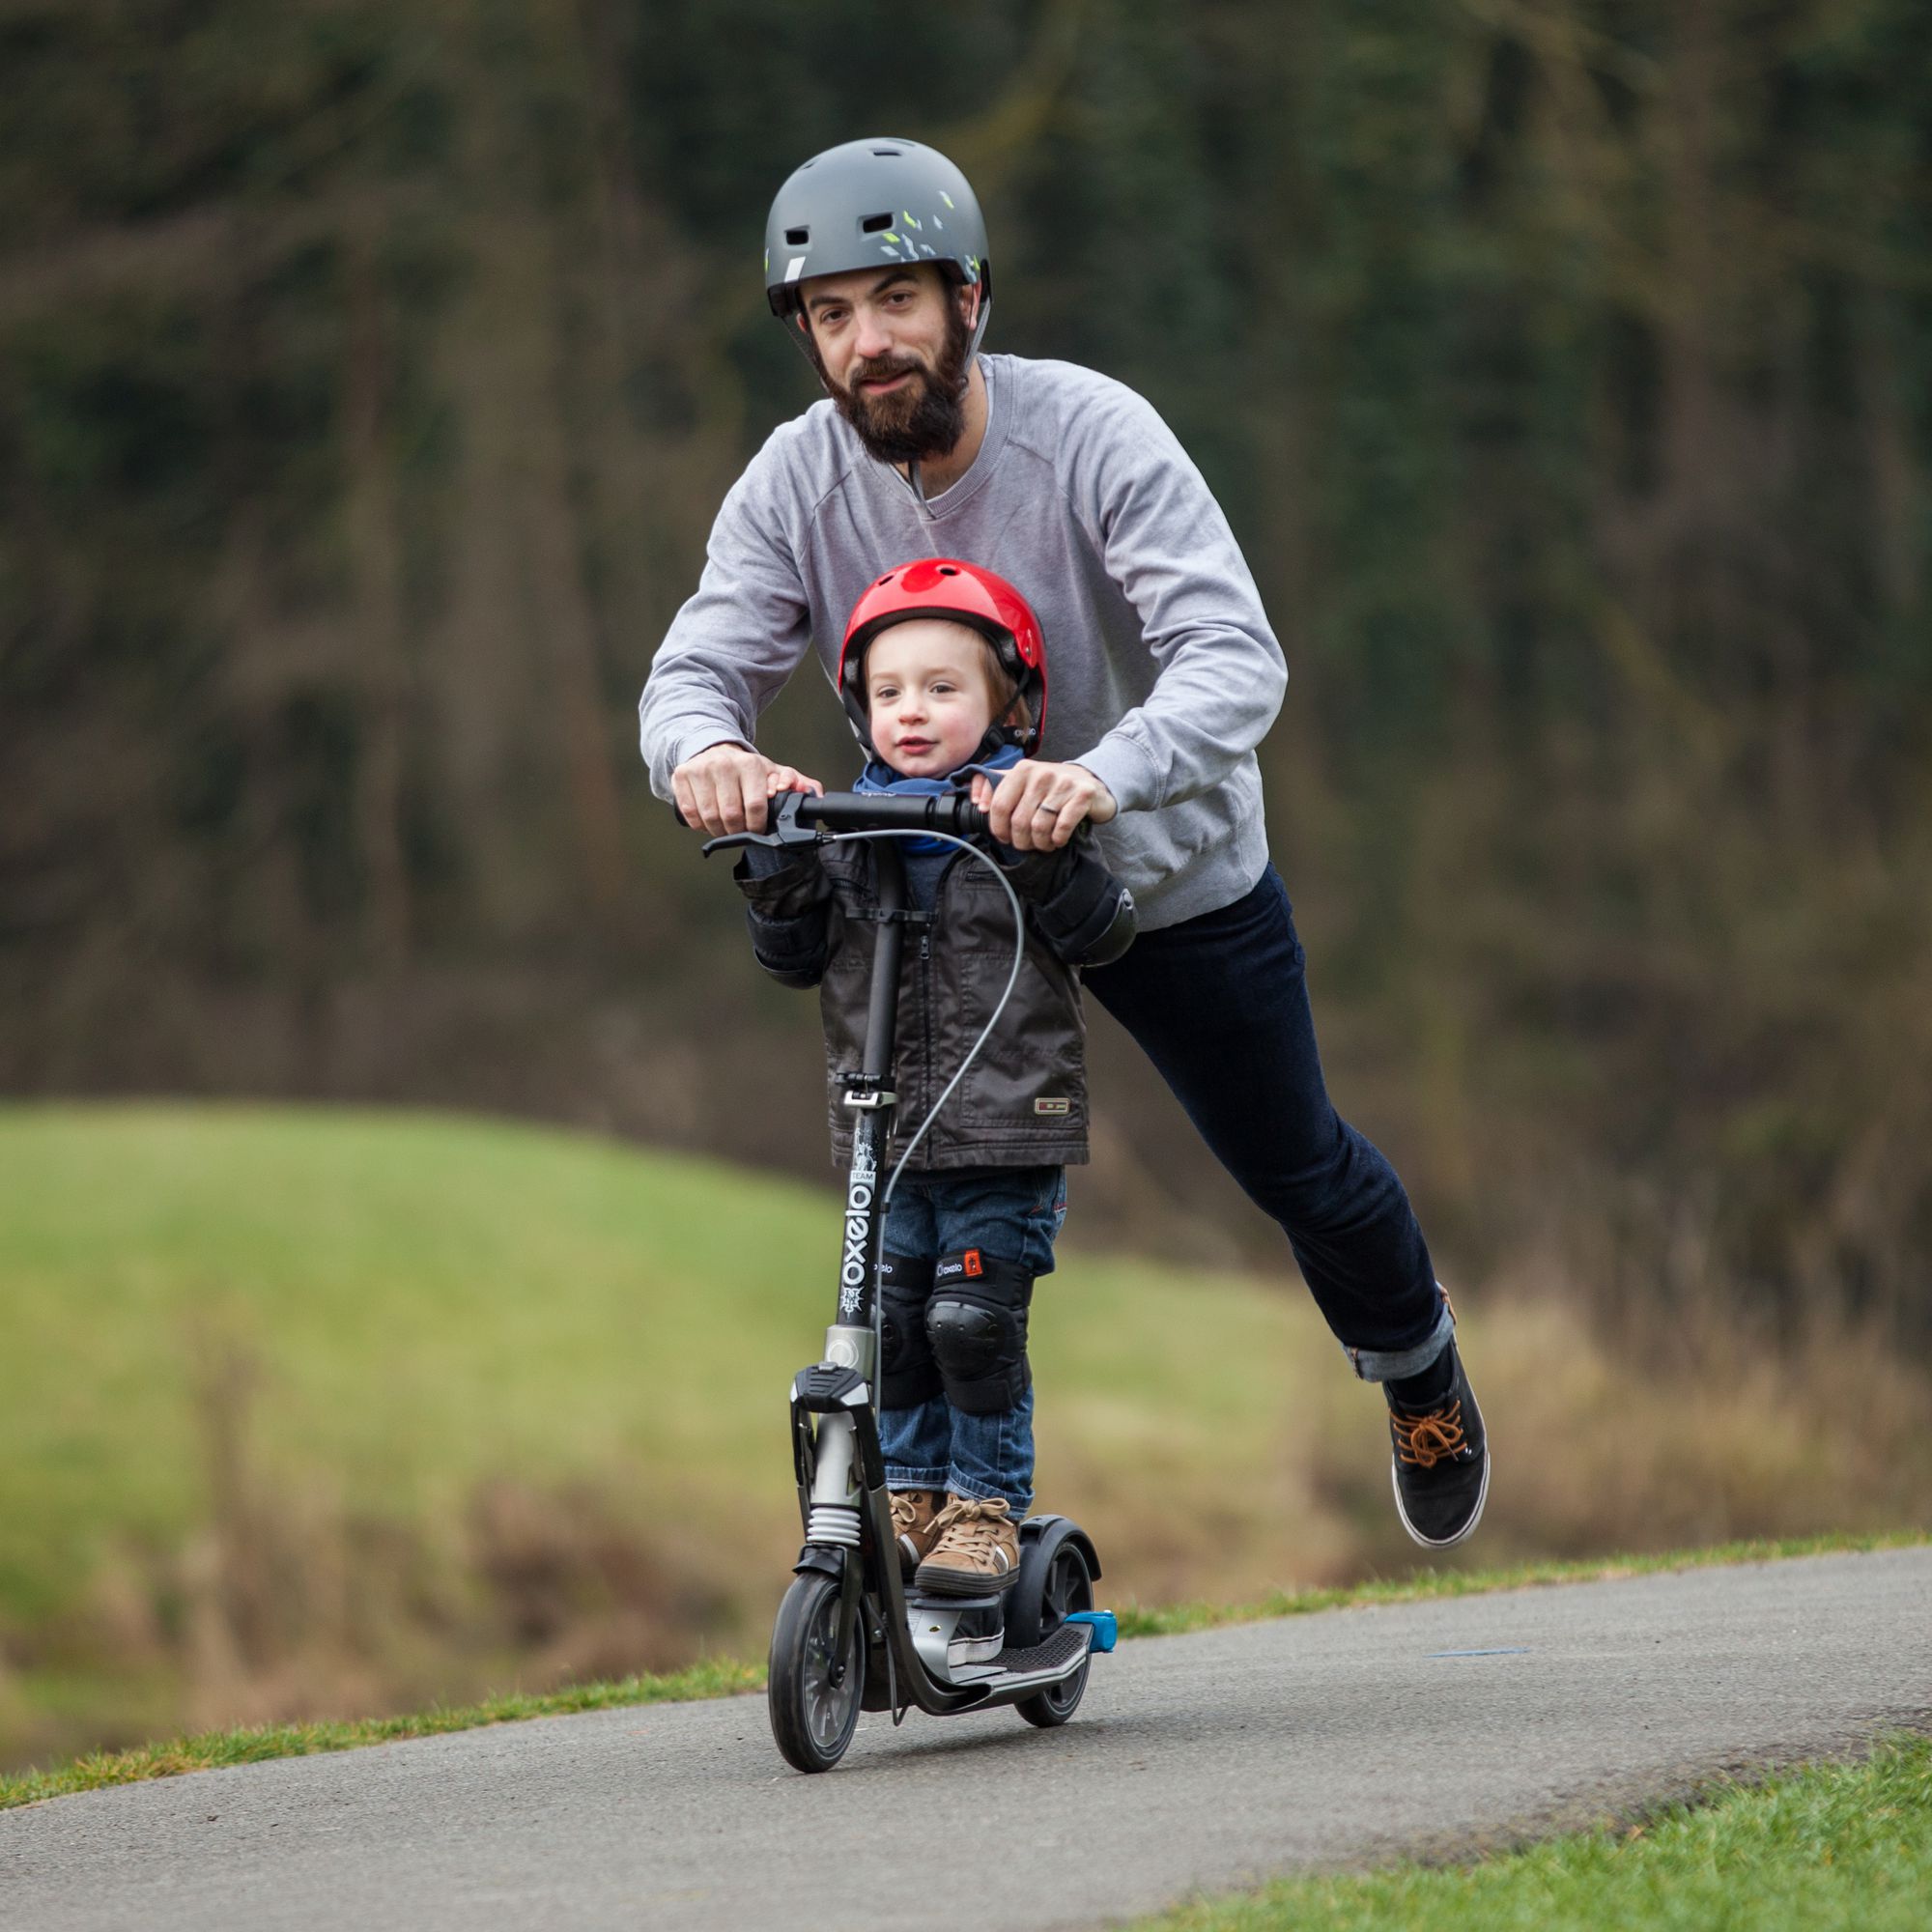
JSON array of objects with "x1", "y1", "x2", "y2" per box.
[{"x1": 866, "y1": 620, "x2": 1002, "y2": 778}]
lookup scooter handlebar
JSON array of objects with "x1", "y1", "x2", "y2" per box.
[
  {"x1": 794, "y1": 791, "x2": 989, "y2": 839},
  {"x1": 676, "y1": 789, "x2": 988, "y2": 852}
]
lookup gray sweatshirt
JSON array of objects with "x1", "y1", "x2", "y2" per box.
[{"x1": 638, "y1": 354, "x2": 1287, "y2": 928}]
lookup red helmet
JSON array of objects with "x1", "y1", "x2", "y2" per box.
[{"x1": 838, "y1": 557, "x2": 1047, "y2": 757}]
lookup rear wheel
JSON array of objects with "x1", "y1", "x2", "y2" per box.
[
  {"x1": 1015, "y1": 1539, "x2": 1093, "y2": 1728},
  {"x1": 768, "y1": 1570, "x2": 865, "y2": 1773}
]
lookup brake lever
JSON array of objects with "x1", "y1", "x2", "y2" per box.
[{"x1": 697, "y1": 788, "x2": 825, "y2": 859}]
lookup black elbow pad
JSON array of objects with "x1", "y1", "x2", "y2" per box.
[
  {"x1": 736, "y1": 848, "x2": 832, "y2": 985},
  {"x1": 1000, "y1": 842, "x2": 1137, "y2": 967},
  {"x1": 1070, "y1": 881, "x2": 1137, "y2": 966},
  {"x1": 750, "y1": 945, "x2": 827, "y2": 990}
]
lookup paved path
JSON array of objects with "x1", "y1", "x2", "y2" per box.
[{"x1": 5, "y1": 1548, "x2": 1928, "y2": 1932}]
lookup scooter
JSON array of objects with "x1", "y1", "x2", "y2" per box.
[{"x1": 699, "y1": 786, "x2": 1116, "y2": 1774}]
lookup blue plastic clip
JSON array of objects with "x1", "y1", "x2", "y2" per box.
[{"x1": 1064, "y1": 1609, "x2": 1117, "y2": 1653}]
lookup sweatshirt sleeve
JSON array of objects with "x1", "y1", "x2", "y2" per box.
[
  {"x1": 638, "y1": 440, "x2": 814, "y2": 802},
  {"x1": 1063, "y1": 388, "x2": 1288, "y2": 815}
]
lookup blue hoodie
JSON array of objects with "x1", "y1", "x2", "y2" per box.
[{"x1": 849, "y1": 739, "x2": 1025, "y2": 909}]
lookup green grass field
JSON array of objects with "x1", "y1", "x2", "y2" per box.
[{"x1": 0, "y1": 1101, "x2": 1319, "y2": 1580}]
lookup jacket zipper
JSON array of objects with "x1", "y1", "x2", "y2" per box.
[
  {"x1": 919, "y1": 926, "x2": 933, "y2": 1156},
  {"x1": 917, "y1": 853, "x2": 964, "y2": 1163}
]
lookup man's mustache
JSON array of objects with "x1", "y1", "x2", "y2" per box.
[{"x1": 847, "y1": 355, "x2": 928, "y2": 392}]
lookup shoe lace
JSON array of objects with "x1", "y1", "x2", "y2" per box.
[
  {"x1": 1391, "y1": 1400, "x2": 1465, "y2": 1470},
  {"x1": 891, "y1": 1491, "x2": 941, "y2": 1538},
  {"x1": 930, "y1": 1496, "x2": 1010, "y2": 1556}
]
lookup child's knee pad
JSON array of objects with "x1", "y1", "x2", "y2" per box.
[
  {"x1": 925, "y1": 1249, "x2": 1034, "y2": 1414},
  {"x1": 877, "y1": 1251, "x2": 941, "y2": 1407}
]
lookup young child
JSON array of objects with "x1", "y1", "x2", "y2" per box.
[{"x1": 733, "y1": 556, "x2": 1135, "y2": 1595}]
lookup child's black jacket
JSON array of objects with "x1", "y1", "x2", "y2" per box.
[{"x1": 735, "y1": 833, "x2": 1134, "y2": 1171}]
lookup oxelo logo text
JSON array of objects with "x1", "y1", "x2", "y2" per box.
[{"x1": 838, "y1": 1144, "x2": 878, "y2": 1317}]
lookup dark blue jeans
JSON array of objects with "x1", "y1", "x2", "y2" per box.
[
  {"x1": 877, "y1": 1164, "x2": 1066, "y2": 1517},
  {"x1": 1083, "y1": 865, "x2": 1449, "y2": 1378}
]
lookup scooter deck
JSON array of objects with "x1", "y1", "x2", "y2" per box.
[
  {"x1": 902, "y1": 1584, "x2": 1094, "y2": 1691},
  {"x1": 942, "y1": 1621, "x2": 1091, "y2": 1688}
]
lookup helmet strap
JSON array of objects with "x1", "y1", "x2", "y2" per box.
[
  {"x1": 952, "y1": 282, "x2": 987, "y2": 399},
  {"x1": 962, "y1": 276, "x2": 991, "y2": 371},
  {"x1": 974, "y1": 721, "x2": 1027, "y2": 763}
]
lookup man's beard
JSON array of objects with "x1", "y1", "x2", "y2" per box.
[{"x1": 830, "y1": 300, "x2": 972, "y2": 466}]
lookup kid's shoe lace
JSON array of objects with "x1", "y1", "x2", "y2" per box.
[{"x1": 928, "y1": 1495, "x2": 1012, "y2": 1556}]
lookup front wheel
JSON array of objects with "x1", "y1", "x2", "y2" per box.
[{"x1": 768, "y1": 1570, "x2": 866, "y2": 1773}]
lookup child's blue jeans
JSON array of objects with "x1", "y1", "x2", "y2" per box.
[{"x1": 877, "y1": 1163, "x2": 1066, "y2": 1520}]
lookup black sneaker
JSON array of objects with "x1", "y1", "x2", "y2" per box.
[{"x1": 1386, "y1": 1343, "x2": 1489, "y2": 1548}]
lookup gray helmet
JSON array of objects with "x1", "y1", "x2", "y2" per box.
[{"x1": 763, "y1": 136, "x2": 992, "y2": 362}]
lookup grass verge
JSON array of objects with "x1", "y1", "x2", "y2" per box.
[
  {"x1": 0, "y1": 1658, "x2": 762, "y2": 1811},
  {"x1": 1133, "y1": 1731, "x2": 1932, "y2": 1932},
  {"x1": 6, "y1": 1529, "x2": 1921, "y2": 1811}
]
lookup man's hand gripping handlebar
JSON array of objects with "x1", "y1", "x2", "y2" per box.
[{"x1": 680, "y1": 787, "x2": 990, "y2": 857}]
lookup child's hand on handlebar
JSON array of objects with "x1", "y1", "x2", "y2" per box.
[
  {"x1": 971, "y1": 759, "x2": 1118, "y2": 852},
  {"x1": 766, "y1": 764, "x2": 825, "y2": 801}
]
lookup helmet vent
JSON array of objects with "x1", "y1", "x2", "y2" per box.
[
  {"x1": 860, "y1": 212, "x2": 893, "y2": 233},
  {"x1": 872, "y1": 147, "x2": 901, "y2": 156},
  {"x1": 784, "y1": 226, "x2": 810, "y2": 245},
  {"x1": 938, "y1": 565, "x2": 959, "y2": 575}
]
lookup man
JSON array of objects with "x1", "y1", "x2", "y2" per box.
[{"x1": 639, "y1": 137, "x2": 1489, "y2": 1548}]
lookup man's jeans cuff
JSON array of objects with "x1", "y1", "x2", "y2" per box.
[{"x1": 1343, "y1": 1293, "x2": 1456, "y2": 1383}]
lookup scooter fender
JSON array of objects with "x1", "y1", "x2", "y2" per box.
[{"x1": 1007, "y1": 1514, "x2": 1103, "y2": 1652}]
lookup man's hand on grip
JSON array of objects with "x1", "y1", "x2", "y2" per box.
[
  {"x1": 968, "y1": 758, "x2": 1119, "y2": 852},
  {"x1": 673, "y1": 741, "x2": 780, "y2": 836}
]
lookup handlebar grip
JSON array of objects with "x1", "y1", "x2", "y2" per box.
[
  {"x1": 678, "y1": 790, "x2": 988, "y2": 838},
  {"x1": 792, "y1": 791, "x2": 990, "y2": 837}
]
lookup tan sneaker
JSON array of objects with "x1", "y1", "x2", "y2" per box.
[
  {"x1": 889, "y1": 1489, "x2": 946, "y2": 1577},
  {"x1": 915, "y1": 1495, "x2": 1021, "y2": 1595}
]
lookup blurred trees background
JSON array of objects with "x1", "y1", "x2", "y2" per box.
[{"x1": 4, "y1": 0, "x2": 1929, "y2": 1334}]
